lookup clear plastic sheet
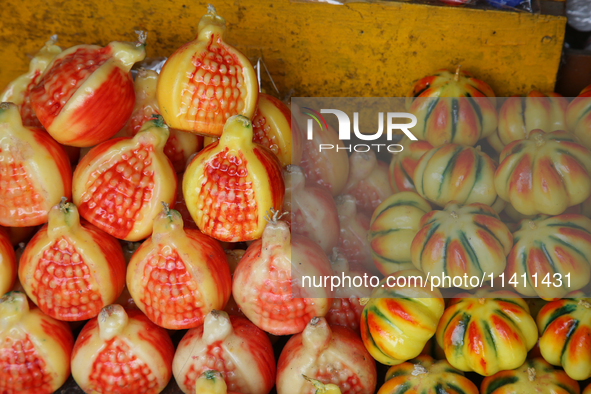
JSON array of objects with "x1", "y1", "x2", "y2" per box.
[
  {"x1": 567, "y1": 0, "x2": 591, "y2": 32},
  {"x1": 131, "y1": 56, "x2": 283, "y2": 95},
  {"x1": 131, "y1": 57, "x2": 167, "y2": 79},
  {"x1": 291, "y1": 0, "x2": 539, "y2": 14}
]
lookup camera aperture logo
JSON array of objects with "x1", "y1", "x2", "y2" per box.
[{"x1": 303, "y1": 107, "x2": 418, "y2": 153}]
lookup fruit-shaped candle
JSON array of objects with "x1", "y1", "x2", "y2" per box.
[
  {"x1": 377, "y1": 355, "x2": 478, "y2": 394},
  {"x1": 6, "y1": 44, "x2": 84, "y2": 166},
  {"x1": 232, "y1": 211, "x2": 333, "y2": 335},
  {"x1": 71, "y1": 304, "x2": 174, "y2": 394},
  {"x1": 368, "y1": 192, "x2": 431, "y2": 276},
  {"x1": 173, "y1": 310, "x2": 276, "y2": 394},
  {"x1": 506, "y1": 214, "x2": 591, "y2": 300},
  {"x1": 436, "y1": 289, "x2": 538, "y2": 376},
  {"x1": 0, "y1": 228, "x2": 16, "y2": 295},
  {"x1": 342, "y1": 151, "x2": 392, "y2": 215},
  {"x1": 183, "y1": 115, "x2": 284, "y2": 242},
  {"x1": 72, "y1": 117, "x2": 177, "y2": 241},
  {"x1": 157, "y1": 5, "x2": 258, "y2": 137},
  {"x1": 488, "y1": 91, "x2": 568, "y2": 153},
  {"x1": 252, "y1": 93, "x2": 300, "y2": 166},
  {"x1": 127, "y1": 203, "x2": 231, "y2": 330},
  {"x1": 276, "y1": 317, "x2": 377, "y2": 394},
  {"x1": 19, "y1": 199, "x2": 126, "y2": 321},
  {"x1": 0, "y1": 102, "x2": 72, "y2": 227},
  {"x1": 411, "y1": 202, "x2": 512, "y2": 288},
  {"x1": 30, "y1": 33, "x2": 146, "y2": 147},
  {"x1": 0, "y1": 291, "x2": 74, "y2": 394},
  {"x1": 481, "y1": 358, "x2": 580, "y2": 394},
  {"x1": 388, "y1": 136, "x2": 432, "y2": 193},
  {"x1": 194, "y1": 370, "x2": 243, "y2": 394},
  {"x1": 117, "y1": 69, "x2": 202, "y2": 172},
  {"x1": 292, "y1": 103, "x2": 349, "y2": 196},
  {"x1": 414, "y1": 144, "x2": 500, "y2": 208},
  {"x1": 0, "y1": 36, "x2": 61, "y2": 128},
  {"x1": 360, "y1": 270, "x2": 445, "y2": 365},
  {"x1": 284, "y1": 165, "x2": 340, "y2": 254},
  {"x1": 536, "y1": 294, "x2": 591, "y2": 380},
  {"x1": 567, "y1": 83, "x2": 591, "y2": 150},
  {"x1": 324, "y1": 249, "x2": 371, "y2": 334},
  {"x1": 335, "y1": 195, "x2": 373, "y2": 274},
  {"x1": 406, "y1": 66, "x2": 497, "y2": 147},
  {"x1": 495, "y1": 130, "x2": 591, "y2": 216}
]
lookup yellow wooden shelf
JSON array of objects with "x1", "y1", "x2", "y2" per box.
[{"x1": 0, "y1": 0, "x2": 566, "y2": 97}]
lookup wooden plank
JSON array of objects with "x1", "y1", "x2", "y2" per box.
[{"x1": 0, "y1": 0, "x2": 566, "y2": 98}]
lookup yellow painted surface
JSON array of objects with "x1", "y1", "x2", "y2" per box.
[{"x1": 0, "y1": 0, "x2": 566, "y2": 97}]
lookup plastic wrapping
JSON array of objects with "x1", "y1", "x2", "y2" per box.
[
  {"x1": 131, "y1": 56, "x2": 167, "y2": 78},
  {"x1": 291, "y1": 0, "x2": 539, "y2": 14},
  {"x1": 132, "y1": 56, "x2": 281, "y2": 93},
  {"x1": 567, "y1": 0, "x2": 591, "y2": 32}
]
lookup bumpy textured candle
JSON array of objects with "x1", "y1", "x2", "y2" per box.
[
  {"x1": 72, "y1": 117, "x2": 177, "y2": 241},
  {"x1": 30, "y1": 36, "x2": 146, "y2": 147},
  {"x1": 0, "y1": 103, "x2": 72, "y2": 227},
  {"x1": 157, "y1": 6, "x2": 258, "y2": 137},
  {"x1": 0, "y1": 291, "x2": 74, "y2": 394}
]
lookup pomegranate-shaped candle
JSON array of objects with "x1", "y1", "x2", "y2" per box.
[
  {"x1": 71, "y1": 304, "x2": 174, "y2": 394},
  {"x1": 173, "y1": 310, "x2": 276, "y2": 394},
  {"x1": 0, "y1": 291, "x2": 74, "y2": 394},
  {"x1": 126, "y1": 203, "x2": 231, "y2": 329},
  {"x1": 72, "y1": 117, "x2": 177, "y2": 241},
  {"x1": 19, "y1": 198, "x2": 126, "y2": 321},
  {"x1": 232, "y1": 211, "x2": 333, "y2": 335},
  {"x1": 0, "y1": 102, "x2": 72, "y2": 227},
  {"x1": 183, "y1": 115, "x2": 284, "y2": 242},
  {"x1": 276, "y1": 317, "x2": 377, "y2": 394},
  {"x1": 157, "y1": 5, "x2": 258, "y2": 137},
  {"x1": 30, "y1": 34, "x2": 146, "y2": 147}
]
